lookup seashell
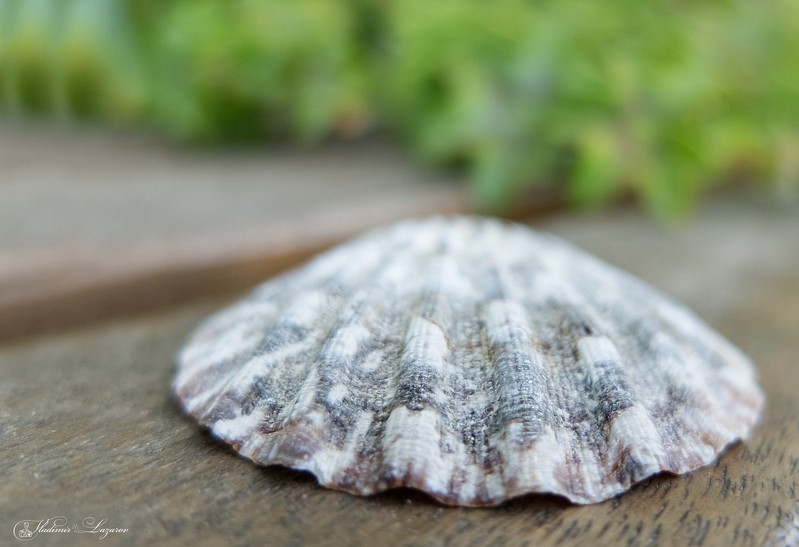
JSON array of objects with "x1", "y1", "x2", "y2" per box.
[{"x1": 174, "y1": 216, "x2": 764, "y2": 506}]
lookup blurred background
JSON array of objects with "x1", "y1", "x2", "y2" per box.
[
  {"x1": 1, "y1": 0, "x2": 797, "y2": 215},
  {"x1": 1, "y1": 0, "x2": 798, "y2": 339}
]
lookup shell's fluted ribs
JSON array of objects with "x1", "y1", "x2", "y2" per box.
[
  {"x1": 382, "y1": 407, "x2": 447, "y2": 491},
  {"x1": 255, "y1": 234, "x2": 429, "y2": 475},
  {"x1": 175, "y1": 216, "x2": 765, "y2": 506},
  {"x1": 195, "y1": 228, "x2": 400, "y2": 456},
  {"x1": 174, "y1": 301, "x2": 279, "y2": 412},
  {"x1": 378, "y1": 223, "x2": 462, "y2": 496},
  {"x1": 480, "y1": 226, "x2": 579, "y2": 500},
  {"x1": 536, "y1": 242, "x2": 749, "y2": 471}
]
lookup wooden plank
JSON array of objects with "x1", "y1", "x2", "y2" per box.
[
  {"x1": 2, "y1": 129, "x2": 476, "y2": 341},
  {"x1": 1, "y1": 195, "x2": 797, "y2": 546},
  {"x1": 0, "y1": 191, "x2": 572, "y2": 343},
  {"x1": 1, "y1": 202, "x2": 467, "y2": 342}
]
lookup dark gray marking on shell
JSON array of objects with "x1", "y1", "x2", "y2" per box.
[{"x1": 174, "y1": 216, "x2": 764, "y2": 506}]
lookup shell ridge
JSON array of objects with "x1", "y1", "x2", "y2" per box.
[
  {"x1": 174, "y1": 300, "x2": 282, "y2": 404},
  {"x1": 266, "y1": 224, "x2": 459, "y2": 485},
  {"x1": 258, "y1": 243, "x2": 429, "y2": 473},
  {"x1": 196, "y1": 290, "x2": 332, "y2": 430},
  {"x1": 378, "y1": 224, "x2": 466, "y2": 499},
  {"x1": 479, "y1": 237, "x2": 558, "y2": 500},
  {"x1": 203, "y1": 237, "x2": 396, "y2": 460},
  {"x1": 546, "y1": 254, "x2": 759, "y2": 480}
]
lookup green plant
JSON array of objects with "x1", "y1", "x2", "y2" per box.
[
  {"x1": 0, "y1": 0, "x2": 143, "y2": 121},
  {"x1": 382, "y1": 0, "x2": 798, "y2": 216},
  {"x1": 144, "y1": 0, "x2": 368, "y2": 142},
  {"x1": 1, "y1": 0, "x2": 796, "y2": 216}
]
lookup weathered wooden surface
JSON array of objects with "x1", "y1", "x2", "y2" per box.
[
  {"x1": 0, "y1": 128, "x2": 569, "y2": 342},
  {"x1": 2, "y1": 194, "x2": 798, "y2": 546},
  {"x1": 0, "y1": 128, "x2": 467, "y2": 253},
  {"x1": 0, "y1": 128, "x2": 466, "y2": 341}
]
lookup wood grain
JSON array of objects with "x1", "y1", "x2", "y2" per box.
[
  {"x1": 0, "y1": 202, "x2": 465, "y2": 342},
  {"x1": 2, "y1": 196, "x2": 797, "y2": 546},
  {"x1": 0, "y1": 192, "x2": 573, "y2": 343}
]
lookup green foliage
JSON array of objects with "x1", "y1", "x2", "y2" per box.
[
  {"x1": 1, "y1": 0, "x2": 796, "y2": 215},
  {"x1": 0, "y1": 0, "x2": 143, "y2": 121},
  {"x1": 145, "y1": 0, "x2": 368, "y2": 142},
  {"x1": 382, "y1": 0, "x2": 798, "y2": 216}
]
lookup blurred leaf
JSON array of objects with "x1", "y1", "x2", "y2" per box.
[
  {"x1": 59, "y1": 0, "x2": 144, "y2": 121},
  {"x1": 3, "y1": 0, "x2": 63, "y2": 114},
  {"x1": 1, "y1": 0, "x2": 797, "y2": 217}
]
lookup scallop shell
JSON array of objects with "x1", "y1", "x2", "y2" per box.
[{"x1": 174, "y1": 216, "x2": 763, "y2": 506}]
